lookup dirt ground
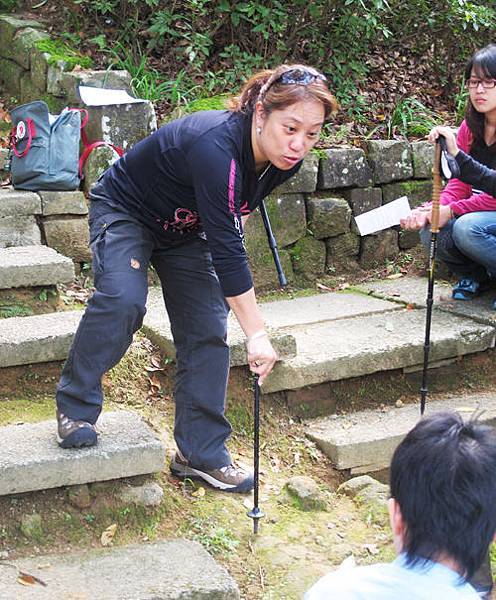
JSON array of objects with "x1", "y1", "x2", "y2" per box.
[{"x1": 1, "y1": 332, "x2": 496, "y2": 598}]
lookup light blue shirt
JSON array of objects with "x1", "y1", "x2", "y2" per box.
[{"x1": 304, "y1": 554, "x2": 480, "y2": 599}]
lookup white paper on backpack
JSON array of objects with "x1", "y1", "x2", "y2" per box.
[
  {"x1": 354, "y1": 196, "x2": 411, "y2": 236},
  {"x1": 78, "y1": 86, "x2": 145, "y2": 106}
]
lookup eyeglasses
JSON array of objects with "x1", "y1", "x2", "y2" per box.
[
  {"x1": 276, "y1": 67, "x2": 327, "y2": 86},
  {"x1": 466, "y1": 77, "x2": 496, "y2": 89}
]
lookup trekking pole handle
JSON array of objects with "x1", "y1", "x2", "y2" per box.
[{"x1": 430, "y1": 141, "x2": 442, "y2": 234}]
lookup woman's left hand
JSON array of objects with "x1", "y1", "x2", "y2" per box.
[
  {"x1": 437, "y1": 204, "x2": 453, "y2": 228},
  {"x1": 246, "y1": 334, "x2": 278, "y2": 385}
]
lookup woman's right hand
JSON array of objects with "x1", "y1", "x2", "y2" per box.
[
  {"x1": 400, "y1": 204, "x2": 432, "y2": 230},
  {"x1": 428, "y1": 126, "x2": 459, "y2": 156}
]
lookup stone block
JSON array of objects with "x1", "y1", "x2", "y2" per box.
[
  {"x1": 0, "y1": 148, "x2": 8, "y2": 172},
  {"x1": 29, "y1": 50, "x2": 49, "y2": 92},
  {"x1": 290, "y1": 235, "x2": 326, "y2": 284},
  {"x1": 366, "y1": 140, "x2": 413, "y2": 183},
  {"x1": 382, "y1": 179, "x2": 432, "y2": 208},
  {"x1": 411, "y1": 140, "x2": 434, "y2": 178},
  {"x1": 0, "y1": 215, "x2": 41, "y2": 247},
  {"x1": 0, "y1": 310, "x2": 81, "y2": 367},
  {"x1": 43, "y1": 217, "x2": 91, "y2": 262},
  {"x1": 19, "y1": 71, "x2": 45, "y2": 103},
  {"x1": 0, "y1": 411, "x2": 166, "y2": 495},
  {"x1": 307, "y1": 196, "x2": 351, "y2": 239},
  {"x1": 318, "y1": 147, "x2": 372, "y2": 189},
  {"x1": 0, "y1": 245, "x2": 74, "y2": 288},
  {"x1": 244, "y1": 193, "x2": 306, "y2": 250},
  {"x1": 0, "y1": 188, "x2": 41, "y2": 217},
  {"x1": 39, "y1": 190, "x2": 88, "y2": 216},
  {"x1": 286, "y1": 476, "x2": 327, "y2": 511},
  {"x1": 46, "y1": 62, "x2": 67, "y2": 96},
  {"x1": 82, "y1": 144, "x2": 120, "y2": 194},
  {"x1": 60, "y1": 70, "x2": 133, "y2": 104},
  {"x1": 83, "y1": 101, "x2": 157, "y2": 152},
  {"x1": 248, "y1": 243, "x2": 294, "y2": 291},
  {"x1": 0, "y1": 57, "x2": 24, "y2": 97},
  {"x1": 326, "y1": 232, "x2": 360, "y2": 271},
  {"x1": 12, "y1": 27, "x2": 49, "y2": 69},
  {"x1": 359, "y1": 229, "x2": 399, "y2": 269},
  {"x1": 0, "y1": 15, "x2": 44, "y2": 56},
  {"x1": 0, "y1": 540, "x2": 240, "y2": 599},
  {"x1": 263, "y1": 309, "x2": 495, "y2": 394},
  {"x1": 275, "y1": 154, "x2": 319, "y2": 193},
  {"x1": 399, "y1": 228, "x2": 420, "y2": 250},
  {"x1": 341, "y1": 186, "x2": 382, "y2": 216}
]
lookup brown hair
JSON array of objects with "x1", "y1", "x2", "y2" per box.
[{"x1": 227, "y1": 64, "x2": 339, "y2": 121}]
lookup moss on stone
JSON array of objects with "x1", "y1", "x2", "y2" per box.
[
  {"x1": 35, "y1": 38, "x2": 92, "y2": 70},
  {"x1": 185, "y1": 95, "x2": 228, "y2": 113}
]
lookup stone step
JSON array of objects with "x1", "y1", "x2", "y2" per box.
[
  {"x1": 0, "y1": 411, "x2": 166, "y2": 496},
  {"x1": 0, "y1": 539, "x2": 239, "y2": 599},
  {"x1": 262, "y1": 308, "x2": 495, "y2": 394},
  {"x1": 0, "y1": 310, "x2": 82, "y2": 368},
  {"x1": 0, "y1": 245, "x2": 75, "y2": 289},
  {"x1": 359, "y1": 275, "x2": 496, "y2": 327},
  {"x1": 306, "y1": 392, "x2": 496, "y2": 475},
  {"x1": 143, "y1": 286, "x2": 400, "y2": 367}
]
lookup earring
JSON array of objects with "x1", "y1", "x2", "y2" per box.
[{"x1": 256, "y1": 126, "x2": 262, "y2": 135}]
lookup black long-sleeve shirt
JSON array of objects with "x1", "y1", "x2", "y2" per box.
[
  {"x1": 90, "y1": 109, "x2": 300, "y2": 297},
  {"x1": 455, "y1": 150, "x2": 496, "y2": 199}
]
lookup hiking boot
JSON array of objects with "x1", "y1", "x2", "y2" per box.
[
  {"x1": 56, "y1": 410, "x2": 98, "y2": 449},
  {"x1": 170, "y1": 452, "x2": 254, "y2": 493},
  {"x1": 452, "y1": 277, "x2": 484, "y2": 300}
]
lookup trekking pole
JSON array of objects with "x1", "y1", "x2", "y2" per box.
[
  {"x1": 247, "y1": 376, "x2": 264, "y2": 534},
  {"x1": 420, "y1": 140, "x2": 442, "y2": 415},
  {"x1": 259, "y1": 200, "x2": 287, "y2": 288}
]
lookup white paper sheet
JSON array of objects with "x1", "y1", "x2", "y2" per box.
[
  {"x1": 354, "y1": 196, "x2": 411, "y2": 236},
  {"x1": 78, "y1": 86, "x2": 145, "y2": 106}
]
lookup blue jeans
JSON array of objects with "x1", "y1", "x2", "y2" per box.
[
  {"x1": 56, "y1": 201, "x2": 232, "y2": 470},
  {"x1": 420, "y1": 212, "x2": 496, "y2": 281}
]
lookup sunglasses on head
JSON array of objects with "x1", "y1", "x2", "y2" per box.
[{"x1": 275, "y1": 67, "x2": 327, "y2": 86}]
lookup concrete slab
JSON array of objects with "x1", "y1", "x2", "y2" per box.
[
  {"x1": 306, "y1": 392, "x2": 496, "y2": 474},
  {"x1": 143, "y1": 287, "x2": 399, "y2": 366},
  {"x1": 143, "y1": 287, "x2": 297, "y2": 366},
  {"x1": 262, "y1": 308, "x2": 495, "y2": 393},
  {"x1": 357, "y1": 276, "x2": 453, "y2": 307},
  {"x1": 0, "y1": 187, "x2": 41, "y2": 217},
  {"x1": 0, "y1": 245, "x2": 74, "y2": 289},
  {"x1": 0, "y1": 215, "x2": 41, "y2": 247},
  {"x1": 0, "y1": 310, "x2": 82, "y2": 368},
  {"x1": 0, "y1": 539, "x2": 239, "y2": 599},
  {"x1": 0, "y1": 411, "x2": 166, "y2": 496},
  {"x1": 358, "y1": 276, "x2": 496, "y2": 327}
]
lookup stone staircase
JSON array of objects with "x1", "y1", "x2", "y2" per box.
[{"x1": 2, "y1": 185, "x2": 496, "y2": 597}]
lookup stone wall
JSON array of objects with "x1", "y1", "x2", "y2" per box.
[
  {"x1": 245, "y1": 140, "x2": 434, "y2": 289},
  {"x1": 0, "y1": 13, "x2": 435, "y2": 289}
]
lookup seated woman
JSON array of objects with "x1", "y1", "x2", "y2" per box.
[{"x1": 401, "y1": 44, "x2": 496, "y2": 306}]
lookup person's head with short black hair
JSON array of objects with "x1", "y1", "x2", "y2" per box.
[{"x1": 389, "y1": 411, "x2": 496, "y2": 580}]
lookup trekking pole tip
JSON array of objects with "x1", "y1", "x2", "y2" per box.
[{"x1": 247, "y1": 506, "x2": 265, "y2": 534}]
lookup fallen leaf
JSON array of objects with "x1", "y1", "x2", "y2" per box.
[
  {"x1": 192, "y1": 486, "x2": 205, "y2": 498},
  {"x1": 363, "y1": 543, "x2": 380, "y2": 555},
  {"x1": 243, "y1": 498, "x2": 253, "y2": 510},
  {"x1": 386, "y1": 273, "x2": 403, "y2": 280},
  {"x1": 316, "y1": 282, "x2": 333, "y2": 291},
  {"x1": 17, "y1": 572, "x2": 47, "y2": 587},
  {"x1": 100, "y1": 523, "x2": 118, "y2": 546}
]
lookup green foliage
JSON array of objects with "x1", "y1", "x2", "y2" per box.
[
  {"x1": 184, "y1": 95, "x2": 228, "y2": 113},
  {"x1": 35, "y1": 38, "x2": 93, "y2": 70},
  {"x1": 388, "y1": 97, "x2": 439, "y2": 138},
  {"x1": 43, "y1": 0, "x2": 496, "y2": 128},
  {"x1": 191, "y1": 518, "x2": 240, "y2": 555},
  {"x1": 0, "y1": 0, "x2": 18, "y2": 11},
  {"x1": 0, "y1": 304, "x2": 33, "y2": 318}
]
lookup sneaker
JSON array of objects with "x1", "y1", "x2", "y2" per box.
[
  {"x1": 452, "y1": 277, "x2": 482, "y2": 300},
  {"x1": 170, "y1": 452, "x2": 254, "y2": 493},
  {"x1": 56, "y1": 410, "x2": 98, "y2": 449}
]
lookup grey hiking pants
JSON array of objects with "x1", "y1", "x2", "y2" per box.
[{"x1": 56, "y1": 200, "x2": 232, "y2": 470}]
